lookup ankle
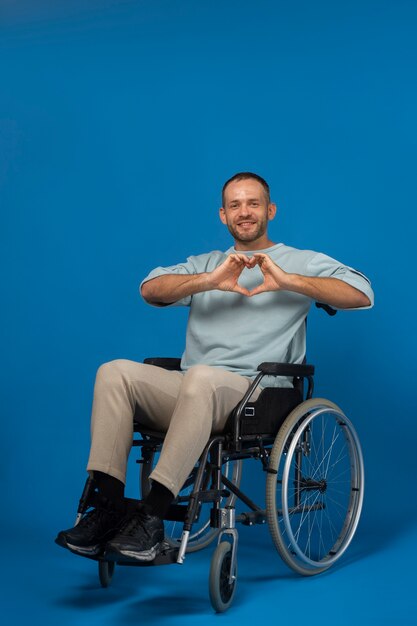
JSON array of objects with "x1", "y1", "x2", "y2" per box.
[
  {"x1": 143, "y1": 481, "x2": 174, "y2": 519},
  {"x1": 93, "y1": 471, "x2": 125, "y2": 504},
  {"x1": 89, "y1": 491, "x2": 126, "y2": 514}
]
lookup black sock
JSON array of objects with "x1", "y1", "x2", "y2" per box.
[
  {"x1": 143, "y1": 481, "x2": 174, "y2": 519},
  {"x1": 93, "y1": 471, "x2": 125, "y2": 510}
]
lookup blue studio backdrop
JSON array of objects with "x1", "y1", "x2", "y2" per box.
[{"x1": 1, "y1": 1, "x2": 416, "y2": 625}]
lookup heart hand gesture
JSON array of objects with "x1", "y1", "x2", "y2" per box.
[
  {"x1": 248, "y1": 253, "x2": 290, "y2": 296},
  {"x1": 208, "y1": 253, "x2": 289, "y2": 297},
  {"x1": 208, "y1": 253, "x2": 257, "y2": 296}
]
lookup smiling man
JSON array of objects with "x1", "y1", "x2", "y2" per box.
[{"x1": 56, "y1": 172, "x2": 374, "y2": 564}]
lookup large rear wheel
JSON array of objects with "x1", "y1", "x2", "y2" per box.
[{"x1": 266, "y1": 398, "x2": 364, "y2": 576}]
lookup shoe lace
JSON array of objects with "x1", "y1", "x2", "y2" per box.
[
  {"x1": 120, "y1": 510, "x2": 151, "y2": 538},
  {"x1": 78, "y1": 507, "x2": 108, "y2": 529}
]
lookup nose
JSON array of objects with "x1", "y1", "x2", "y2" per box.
[{"x1": 238, "y1": 203, "x2": 252, "y2": 217}]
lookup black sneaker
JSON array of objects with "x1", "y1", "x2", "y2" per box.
[
  {"x1": 105, "y1": 506, "x2": 164, "y2": 562},
  {"x1": 55, "y1": 506, "x2": 125, "y2": 557}
]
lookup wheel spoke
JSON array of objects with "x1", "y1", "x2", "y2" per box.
[{"x1": 266, "y1": 401, "x2": 364, "y2": 574}]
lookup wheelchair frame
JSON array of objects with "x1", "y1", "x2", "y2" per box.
[{"x1": 74, "y1": 335, "x2": 365, "y2": 612}]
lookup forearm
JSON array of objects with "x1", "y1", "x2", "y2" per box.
[
  {"x1": 286, "y1": 275, "x2": 371, "y2": 309},
  {"x1": 141, "y1": 273, "x2": 212, "y2": 305}
]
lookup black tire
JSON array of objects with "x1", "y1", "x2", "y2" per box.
[
  {"x1": 98, "y1": 560, "x2": 115, "y2": 588},
  {"x1": 209, "y1": 541, "x2": 237, "y2": 613},
  {"x1": 266, "y1": 398, "x2": 364, "y2": 576}
]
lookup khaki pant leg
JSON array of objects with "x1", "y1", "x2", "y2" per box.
[
  {"x1": 150, "y1": 364, "x2": 261, "y2": 497},
  {"x1": 86, "y1": 359, "x2": 183, "y2": 484}
]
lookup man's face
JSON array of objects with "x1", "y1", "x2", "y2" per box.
[{"x1": 220, "y1": 179, "x2": 276, "y2": 248}]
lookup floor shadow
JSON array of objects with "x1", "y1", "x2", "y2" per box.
[
  {"x1": 52, "y1": 565, "x2": 144, "y2": 610},
  {"x1": 117, "y1": 594, "x2": 209, "y2": 623},
  {"x1": 54, "y1": 585, "x2": 132, "y2": 610}
]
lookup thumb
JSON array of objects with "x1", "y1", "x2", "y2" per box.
[
  {"x1": 248, "y1": 285, "x2": 267, "y2": 296},
  {"x1": 231, "y1": 284, "x2": 251, "y2": 297}
]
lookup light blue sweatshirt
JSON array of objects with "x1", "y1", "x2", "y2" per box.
[{"x1": 141, "y1": 243, "x2": 374, "y2": 385}]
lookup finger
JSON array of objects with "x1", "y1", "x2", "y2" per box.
[
  {"x1": 229, "y1": 254, "x2": 247, "y2": 267},
  {"x1": 245, "y1": 256, "x2": 257, "y2": 268},
  {"x1": 253, "y1": 253, "x2": 268, "y2": 266},
  {"x1": 235, "y1": 253, "x2": 251, "y2": 265}
]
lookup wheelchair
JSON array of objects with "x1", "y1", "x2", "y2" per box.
[{"x1": 73, "y1": 304, "x2": 365, "y2": 613}]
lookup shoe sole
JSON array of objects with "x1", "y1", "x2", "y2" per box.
[
  {"x1": 105, "y1": 542, "x2": 161, "y2": 563},
  {"x1": 55, "y1": 535, "x2": 102, "y2": 557}
]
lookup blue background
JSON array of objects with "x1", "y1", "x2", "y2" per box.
[{"x1": 1, "y1": 1, "x2": 416, "y2": 624}]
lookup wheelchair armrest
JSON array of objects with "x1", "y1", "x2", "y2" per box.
[
  {"x1": 257, "y1": 362, "x2": 315, "y2": 377},
  {"x1": 143, "y1": 357, "x2": 182, "y2": 370},
  {"x1": 315, "y1": 302, "x2": 337, "y2": 316}
]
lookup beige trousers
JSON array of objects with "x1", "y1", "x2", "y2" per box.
[{"x1": 86, "y1": 360, "x2": 260, "y2": 497}]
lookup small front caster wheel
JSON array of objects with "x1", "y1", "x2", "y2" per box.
[
  {"x1": 209, "y1": 541, "x2": 237, "y2": 613},
  {"x1": 98, "y1": 560, "x2": 115, "y2": 588}
]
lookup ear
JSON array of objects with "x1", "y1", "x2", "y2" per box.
[
  {"x1": 268, "y1": 203, "x2": 277, "y2": 221},
  {"x1": 219, "y1": 206, "x2": 227, "y2": 225}
]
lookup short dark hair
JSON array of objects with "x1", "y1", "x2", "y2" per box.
[{"x1": 222, "y1": 172, "x2": 270, "y2": 206}]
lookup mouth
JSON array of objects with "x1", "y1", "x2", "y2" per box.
[{"x1": 237, "y1": 221, "x2": 256, "y2": 229}]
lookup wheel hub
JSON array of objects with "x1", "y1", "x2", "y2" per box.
[{"x1": 298, "y1": 477, "x2": 327, "y2": 493}]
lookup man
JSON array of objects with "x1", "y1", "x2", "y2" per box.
[{"x1": 56, "y1": 172, "x2": 373, "y2": 563}]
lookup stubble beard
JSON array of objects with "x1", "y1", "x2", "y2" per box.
[{"x1": 227, "y1": 217, "x2": 268, "y2": 245}]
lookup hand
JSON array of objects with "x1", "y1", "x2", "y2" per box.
[
  {"x1": 208, "y1": 254, "x2": 257, "y2": 296},
  {"x1": 248, "y1": 253, "x2": 290, "y2": 296}
]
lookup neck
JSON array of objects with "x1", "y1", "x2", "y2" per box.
[{"x1": 234, "y1": 237, "x2": 275, "y2": 251}]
